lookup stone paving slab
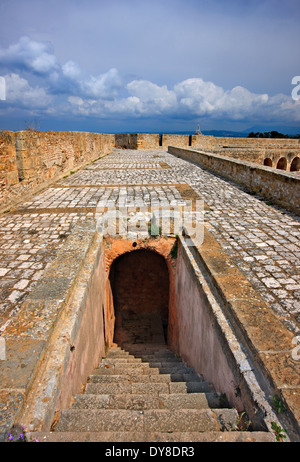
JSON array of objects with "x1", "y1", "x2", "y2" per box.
[
  {"x1": 55, "y1": 408, "x2": 238, "y2": 433},
  {"x1": 0, "y1": 218, "x2": 99, "y2": 440},
  {"x1": 0, "y1": 147, "x2": 299, "y2": 439},
  {"x1": 26, "y1": 430, "x2": 275, "y2": 442},
  {"x1": 72, "y1": 392, "x2": 222, "y2": 410}
]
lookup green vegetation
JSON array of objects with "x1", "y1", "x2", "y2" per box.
[
  {"x1": 148, "y1": 221, "x2": 162, "y2": 237},
  {"x1": 248, "y1": 130, "x2": 300, "y2": 139},
  {"x1": 170, "y1": 239, "x2": 178, "y2": 259},
  {"x1": 235, "y1": 412, "x2": 252, "y2": 432},
  {"x1": 272, "y1": 395, "x2": 286, "y2": 414},
  {"x1": 271, "y1": 422, "x2": 287, "y2": 441}
]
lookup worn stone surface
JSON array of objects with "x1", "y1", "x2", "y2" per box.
[
  {"x1": 51, "y1": 345, "x2": 241, "y2": 436},
  {"x1": 169, "y1": 146, "x2": 300, "y2": 214},
  {"x1": 26, "y1": 430, "x2": 275, "y2": 442},
  {"x1": 0, "y1": 146, "x2": 299, "y2": 441}
]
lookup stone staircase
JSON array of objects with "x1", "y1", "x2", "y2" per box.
[{"x1": 27, "y1": 343, "x2": 273, "y2": 442}]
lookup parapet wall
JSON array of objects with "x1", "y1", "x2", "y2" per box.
[
  {"x1": 0, "y1": 131, "x2": 114, "y2": 212},
  {"x1": 115, "y1": 132, "x2": 299, "y2": 151},
  {"x1": 168, "y1": 146, "x2": 300, "y2": 215},
  {"x1": 1, "y1": 130, "x2": 299, "y2": 212},
  {"x1": 114, "y1": 133, "x2": 300, "y2": 170}
]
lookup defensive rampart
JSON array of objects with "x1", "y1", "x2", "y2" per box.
[
  {"x1": 0, "y1": 131, "x2": 114, "y2": 212},
  {"x1": 168, "y1": 146, "x2": 300, "y2": 215},
  {"x1": 1, "y1": 130, "x2": 299, "y2": 214}
]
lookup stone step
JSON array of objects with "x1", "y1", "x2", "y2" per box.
[
  {"x1": 95, "y1": 363, "x2": 196, "y2": 376},
  {"x1": 95, "y1": 365, "x2": 160, "y2": 376},
  {"x1": 140, "y1": 356, "x2": 181, "y2": 362},
  {"x1": 55, "y1": 408, "x2": 239, "y2": 433},
  {"x1": 72, "y1": 392, "x2": 227, "y2": 410},
  {"x1": 101, "y1": 357, "x2": 143, "y2": 363},
  {"x1": 105, "y1": 349, "x2": 129, "y2": 354},
  {"x1": 89, "y1": 372, "x2": 203, "y2": 383},
  {"x1": 134, "y1": 351, "x2": 180, "y2": 358},
  {"x1": 48, "y1": 344, "x2": 271, "y2": 441},
  {"x1": 85, "y1": 381, "x2": 212, "y2": 395},
  {"x1": 151, "y1": 365, "x2": 196, "y2": 374},
  {"x1": 92, "y1": 366, "x2": 160, "y2": 376},
  {"x1": 27, "y1": 430, "x2": 274, "y2": 443},
  {"x1": 104, "y1": 351, "x2": 130, "y2": 358},
  {"x1": 97, "y1": 362, "x2": 151, "y2": 371},
  {"x1": 121, "y1": 344, "x2": 172, "y2": 354}
]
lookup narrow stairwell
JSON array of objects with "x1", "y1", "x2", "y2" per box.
[{"x1": 28, "y1": 343, "x2": 273, "y2": 442}]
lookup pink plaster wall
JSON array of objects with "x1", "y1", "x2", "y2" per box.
[
  {"x1": 174, "y1": 241, "x2": 244, "y2": 410},
  {"x1": 57, "y1": 243, "x2": 107, "y2": 411}
]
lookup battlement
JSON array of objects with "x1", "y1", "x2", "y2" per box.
[
  {"x1": 0, "y1": 143, "x2": 299, "y2": 442},
  {"x1": 1, "y1": 130, "x2": 299, "y2": 213}
]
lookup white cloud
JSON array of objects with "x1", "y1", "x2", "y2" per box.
[
  {"x1": 0, "y1": 36, "x2": 299, "y2": 126},
  {"x1": 126, "y1": 80, "x2": 177, "y2": 114},
  {"x1": 0, "y1": 36, "x2": 59, "y2": 74},
  {"x1": 4, "y1": 73, "x2": 52, "y2": 108},
  {"x1": 82, "y1": 68, "x2": 122, "y2": 99},
  {"x1": 62, "y1": 61, "x2": 82, "y2": 80}
]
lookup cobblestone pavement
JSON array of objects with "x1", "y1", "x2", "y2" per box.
[{"x1": 0, "y1": 149, "x2": 299, "y2": 335}]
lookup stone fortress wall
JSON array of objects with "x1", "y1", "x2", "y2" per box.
[
  {"x1": 0, "y1": 131, "x2": 300, "y2": 440},
  {"x1": 116, "y1": 132, "x2": 300, "y2": 170},
  {"x1": 1, "y1": 130, "x2": 299, "y2": 212},
  {"x1": 0, "y1": 131, "x2": 114, "y2": 212}
]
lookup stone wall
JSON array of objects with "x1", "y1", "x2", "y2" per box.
[
  {"x1": 1, "y1": 220, "x2": 106, "y2": 434},
  {"x1": 113, "y1": 133, "x2": 300, "y2": 168},
  {"x1": 138, "y1": 133, "x2": 160, "y2": 150},
  {"x1": 1, "y1": 129, "x2": 299, "y2": 213},
  {"x1": 161, "y1": 134, "x2": 189, "y2": 149},
  {"x1": 211, "y1": 137, "x2": 300, "y2": 149},
  {"x1": 103, "y1": 236, "x2": 178, "y2": 350},
  {"x1": 191, "y1": 135, "x2": 300, "y2": 168},
  {"x1": 0, "y1": 131, "x2": 114, "y2": 212},
  {"x1": 168, "y1": 146, "x2": 300, "y2": 215},
  {"x1": 115, "y1": 133, "x2": 138, "y2": 149},
  {"x1": 176, "y1": 232, "x2": 299, "y2": 436},
  {"x1": 0, "y1": 132, "x2": 19, "y2": 189},
  {"x1": 110, "y1": 249, "x2": 169, "y2": 317},
  {"x1": 175, "y1": 237, "x2": 244, "y2": 412}
]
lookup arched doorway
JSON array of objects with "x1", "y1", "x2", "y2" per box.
[
  {"x1": 290, "y1": 156, "x2": 300, "y2": 172},
  {"x1": 109, "y1": 249, "x2": 169, "y2": 346},
  {"x1": 263, "y1": 158, "x2": 272, "y2": 167},
  {"x1": 276, "y1": 157, "x2": 287, "y2": 170}
]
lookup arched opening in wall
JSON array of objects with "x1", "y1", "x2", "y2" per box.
[
  {"x1": 290, "y1": 156, "x2": 300, "y2": 172},
  {"x1": 276, "y1": 157, "x2": 287, "y2": 170},
  {"x1": 109, "y1": 249, "x2": 169, "y2": 347},
  {"x1": 263, "y1": 158, "x2": 272, "y2": 167}
]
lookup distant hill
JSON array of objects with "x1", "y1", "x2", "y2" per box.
[
  {"x1": 159, "y1": 128, "x2": 300, "y2": 138},
  {"x1": 123, "y1": 127, "x2": 300, "y2": 138},
  {"x1": 201, "y1": 130, "x2": 248, "y2": 137},
  {"x1": 242, "y1": 125, "x2": 300, "y2": 137},
  {"x1": 152, "y1": 130, "x2": 248, "y2": 137}
]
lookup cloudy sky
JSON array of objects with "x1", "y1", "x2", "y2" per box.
[{"x1": 0, "y1": 0, "x2": 299, "y2": 134}]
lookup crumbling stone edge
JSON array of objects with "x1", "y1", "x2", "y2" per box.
[
  {"x1": 180, "y1": 227, "x2": 300, "y2": 442},
  {"x1": 1, "y1": 223, "x2": 299, "y2": 442},
  {"x1": 0, "y1": 218, "x2": 102, "y2": 441}
]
